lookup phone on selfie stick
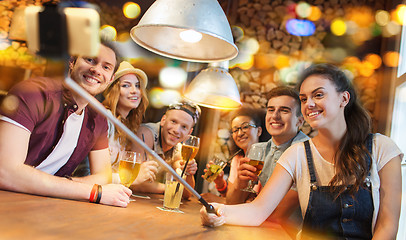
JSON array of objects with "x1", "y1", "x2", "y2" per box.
[
  {"x1": 25, "y1": 2, "x2": 100, "y2": 58},
  {"x1": 24, "y1": 2, "x2": 218, "y2": 216}
]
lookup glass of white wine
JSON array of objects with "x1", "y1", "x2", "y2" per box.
[
  {"x1": 241, "y1": 145, "x2": 264, "y2": 193},
  {"x1": 118, "y1": 151, "x2": 143, "y2": 188}
]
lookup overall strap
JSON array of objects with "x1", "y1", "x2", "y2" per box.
[
  {"x1": 304, "y1": 140, "x2": 317, "y2": 184},
  {"x1": 365, "y1": 133, "x2": 374, "y2": 177}
]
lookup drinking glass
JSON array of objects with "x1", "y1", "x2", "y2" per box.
[
  {"x1": 203, "y1": 156, "x2": 228, "y2": 182},
  {"x1": 163, "y1": 171, "x2": 184, "y2": 211},
  {"x1": 118, "y1": 151, "x2": 143, "y2": 187},
  {"x1": 241, "y1": 145, "x2": 264, "y2": 193},
  {"x1": 181, "y1": 135, "x2": 200, "y2": 165},
  {"x1": 178, "y1": 135, "x2": 200, "y2": 181}
]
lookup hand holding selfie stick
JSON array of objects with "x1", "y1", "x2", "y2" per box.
[{"x1": 65, "y1": 77, "x2": 217, "y2": 215}]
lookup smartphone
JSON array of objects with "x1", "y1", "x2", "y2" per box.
[{"x1": 25, "y1": 6, "x2": 100, "y2": 57}]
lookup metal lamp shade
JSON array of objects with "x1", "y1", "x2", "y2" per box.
[
  {"x1": 184, "y1": 65, "x2": 242, "y2": 110},
  {"x1": 130, "y1": 0, "x2": 238, "y2": 62}
]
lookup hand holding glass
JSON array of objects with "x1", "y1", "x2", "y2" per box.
[
  {"x1": 241, "y1": 145, "x2": 264, "y2": 193},
  {"x1": 203, "y1": 157, "x2": 227, "y2": 182},
  {"x1": 118, "y1": 151, "x2": 143, "y2": 187}
]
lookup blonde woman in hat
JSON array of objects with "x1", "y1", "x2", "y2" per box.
[{"x1": 103, "y1": 61, "x2": 159, "y2": 189}]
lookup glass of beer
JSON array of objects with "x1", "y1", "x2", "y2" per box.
[
  {"x1": 118, "y1": 151, "x2": 143, "y2": 187},
  {"x1": 163, "y1": 171, "x2": 184, "y2": 211},
  {"x1": 241, "y1": 145, "x2": 264, "y2": 193},
  {"x1": 181, "y1": 135, "x2": 200, "y2": 164},
  {"x1": 203, "y1": 156, "x2": 228, "y2": 182}
]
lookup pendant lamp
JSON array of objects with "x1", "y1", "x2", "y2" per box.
[
  {"x1": 130, "y1": 0, "x2": 238, "y2": 62},
  {"x1": 184, "y1": 61, "x2": 242, "y2": 110}
]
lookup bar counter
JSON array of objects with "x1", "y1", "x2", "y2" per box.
[{"x1": 0, "y1": 190, "x2": 291, "y2": 239}]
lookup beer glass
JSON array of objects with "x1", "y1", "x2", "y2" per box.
[
  {"x1": 181, "y1": 135, "x2": 200, "y2": 165},
  {"x1": 118, "y1": 151, "x2": 143, "y2": 187},
  {"x1": 241, "y1": 145, "x2": 264, "y2": 193}
]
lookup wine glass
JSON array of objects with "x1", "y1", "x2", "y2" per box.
[
  {"x1": 118, "y1": 151, "x2": 143, "y2": 187},
  {"x1": 241, "y1": 145, "x2": 264, "y2": 193}
]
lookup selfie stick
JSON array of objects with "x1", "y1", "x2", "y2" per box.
[{"x1": 65, "y1": 77, "x2": 216, "y2": 214}]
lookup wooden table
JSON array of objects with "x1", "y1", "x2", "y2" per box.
[{"x1": 0, "y1": 190, "x2": 291, "y2": 240}]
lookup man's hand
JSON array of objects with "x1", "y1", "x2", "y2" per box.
[
  {"x1": 237, "y1": 157, "x2": 258, "y2": 188},
  {"x1": 133, "y1": 160, "x2": 159, "y2": 184},
  {"x1": 100, "y1": 184, "x2": 132, "y2": 207},
  {"x1": 180, "y1": 159, "x2": 197, "y2": 176}
]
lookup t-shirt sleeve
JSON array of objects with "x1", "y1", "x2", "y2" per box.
[
  {"x1": 374, "y1": 133, "x2": 404, "y2": 171},
  {"x1": 92, "y1": 117, "x2": 109, "y2": 150},
  {"x1": 277, "y1": 143, "x2": 301, "y2": 181},
  {"x1": 0, "y1": 81, "x2": 45, "y2": 132}
]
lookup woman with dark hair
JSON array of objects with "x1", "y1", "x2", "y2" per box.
[
  {"x1": 103, "y1": 61, "x2": 158, "y2": 189},
  {"x1": 201, "y1": 107, "x2": 263, "y2": 202},
  {"x1": 201, "y1": 64, "x2": 402, "y2": 239}
]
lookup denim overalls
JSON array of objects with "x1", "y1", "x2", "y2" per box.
[{"x1": 301, "y1": 134, "x2": 374, "y2": 240}]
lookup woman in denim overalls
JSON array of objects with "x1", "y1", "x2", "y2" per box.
[{"x1": 200, "y1": 64, "x2": 403, "y2": 240}]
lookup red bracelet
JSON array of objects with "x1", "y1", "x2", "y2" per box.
[
  {"x1": 89, "y1": 184, "x2": 98, "y2": 203},
  {"x1": 215, "y1": 179, "x2": 228, "y2": 192}
]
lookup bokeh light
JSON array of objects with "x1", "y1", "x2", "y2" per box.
[
  {"x1": 286, "y1": 19, "x2": 315, "y2": 36},
  {"x1": 123, "y1": 2, "x2": 141, "y2": 19},
  {"x1": 116, "y1": 32, "x2": 130, "y2": 42},
  {"x1": 296, "y1": 2, "x2": 311, "y2": 18},
  {"x1": 307, "y1": 6, "x2": 321, "y2": 21},
  {"x1": 237, "y1": 55, "x2": 254, "y2": 70},
  {"x1": 1, "y1": 95, "x2": 19, "y2": 114},
  {"x1": 160, "y1": 89, "x2": 182, "y2": 106},
  {"x1": 346, "y1": 6, "x2": 374, "y2": 28},
  {"x1": 149, "y1": 87, "x2": 164, "y2": 108},
  {"x1": 364, "y1": 53, "x2": 382, "y2": 69},
  {"x1": 331, "y1": 18, "x2": 347, "y2": 36},
  {"x1": 359, "y1": 61, "x2": 375, "y2": 77},
  {"x1": 383, "y1": 21, "x2": 401, "y2": 37},
  {"x1": 391, "y1": 4, "x2": 406, "y2": 25},
  {"x1": 159, "y1": 66, "x2": 187, "y2": 89},
  {"x1": 345, "y1": 21, "x2": 359, "y2": 35},
  {"x1": 100, "y1": 25, "x2": 117, "y2": 41},
  {"x1": 275, "y1": 55, "x2": 290, "y2": 69},
  {"x1": 244, "y1": 38, "x2": 260, "y2": 54},
  {"x1": 232, "y1": 25, "x2": 245, "y2": 42},
  {"x1": 375, "y1": 10, "x2": 390, "y2": 26},
  {"x1": 383, "y1": 51, "x2": 400, "y2": 67}
]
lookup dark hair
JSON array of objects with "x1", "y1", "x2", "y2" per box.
[
  {"x1": 296, "y1": 63, "x2": 371, "y2": 197},
  {"x1": 228, "y1": 107, "x2": 269, "y2": 154},
  {"x1": 70, "y1": 36, "x2": 121, "y2": 73},
  {"x1": 230, "y1": 107, "x2": 263, "y2": 127},
  {"x1": 266, "y1": 86, "x2": 302, "y2": 117}
]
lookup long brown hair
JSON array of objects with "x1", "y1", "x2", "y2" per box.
[
  {"x1": 297, "y1": 64, "x2": 372, "y2": 197},
  {"x1": 102, "y1": 75, "x2": 149, "y2": 149}
]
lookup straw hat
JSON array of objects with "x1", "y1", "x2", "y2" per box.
[{"x1": 113, "y1": 61, "x2": 148, "y2": 89}]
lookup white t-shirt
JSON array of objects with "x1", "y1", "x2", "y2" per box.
[
  {"x1": 278, "y1": 133, "x2": 403, "y2": 230},
  {"x1": 36, "y1": 110, "x2": 85, "y2": 175}
]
